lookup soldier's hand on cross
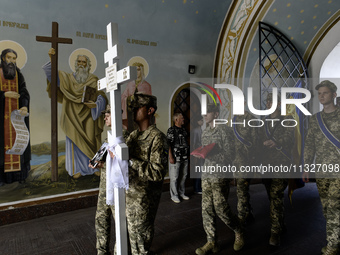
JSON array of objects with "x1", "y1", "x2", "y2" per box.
[{"x1": 109, "y1": 150, "x2": 115, "y2": 159}]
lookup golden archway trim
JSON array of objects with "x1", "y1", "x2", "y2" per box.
[
  {"x1": 214, "y1": 0, "x2": 274, "y2": 84},
  {"x1": 304, "y1": 10, "x2": 340, "y2": 67},
  {"x1": 214, "y1": 0, "x2": 274, "y2": 121}
]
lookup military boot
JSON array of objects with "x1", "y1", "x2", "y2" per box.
[
  {"x1": 195, "y1": 241, "x2": 220, "y2": 255},
  {"x1": 323, "y1": 247, "x2": 338, "y2": 255},
  {"x1": 269, "y1": 232, "x2": 280, "y2": 246},
  {"x1": 234, "y1": 231, "x2": 245, "y2": 251}
]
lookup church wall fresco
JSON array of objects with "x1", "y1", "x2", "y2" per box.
[
  {"x1": 0, "y1": 0, "x2": 338, "y2": 205},
  {"x1": 0, "y1": 0, "x2": 230, "y2": 204}
]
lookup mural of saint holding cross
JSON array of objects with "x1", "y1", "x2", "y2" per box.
[{"x1": 42, "y1": 48, "x2": 107, "y2": 179}]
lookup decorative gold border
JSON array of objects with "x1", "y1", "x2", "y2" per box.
[
  {"x1": 213, "y1": 0, "x2": 274, "y2": 121},
  {"x1": 304, "y1": 10, "x2": 340, "y2": 67},
  {"x1": 214, "y1": 0, "x2": 261, "y2": 82},
  {"x1": 236, "y1": 1, "x2": 272, "y2": 83},
  {"x1": 214, "y1": 0, "x2": 275, "y2": 86},
  {"x1": 213, "y1": 1, "x2": 239, "y2": 78}
]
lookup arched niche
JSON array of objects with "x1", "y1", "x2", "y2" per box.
[{"x1": 304, "y1": 16, "x2": 340, "y2": 113}]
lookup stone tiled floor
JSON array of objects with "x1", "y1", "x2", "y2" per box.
[{"x1": 0, "y1": 182, "x2": 326, "y2": 255}]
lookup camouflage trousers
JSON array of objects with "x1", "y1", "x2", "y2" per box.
[
  {"x1": 95, "y1": 168, "x2": 116, "y2": 255},
  {"x1": 262, "y1": 179, "x2": 288, "y2": 234},
  {"x1": 316, "y1": 178, "x2": 340, "y2": 249},
  {"x1": 126, "y1": 181, "x2": 163, "y2": 255},
  {"x1": 201, "y1": 178, "x2": 240, "y2": 242},
  {"x1": 236, "y1": 178, "x2": 252, "y2": 227}
]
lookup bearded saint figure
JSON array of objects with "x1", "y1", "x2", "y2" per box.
[
  {"x1": 43, "y1": 48, "x2": 107, "y2": 179},
  {"x1": 0, "y1": 48, "x2": 30, "y2": 187}
]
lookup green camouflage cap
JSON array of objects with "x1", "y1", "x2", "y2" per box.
[
  {"x1": 128, "y1": 92, "x2": 157, "y2": 111},
  {"x1": 315, "y1": 80, "x2": 337, "y2": 93},
  {"x1": 207, "y1": 103, "x2": 219, "y2": 113},
  {"x1": 101, "y1": 104, "x2": 111, "y2": 114},
  {"x1": 194, "y1": 115, "x2": 203, "y2": 123}
]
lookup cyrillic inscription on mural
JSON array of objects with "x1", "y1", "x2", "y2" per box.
[
  {"x1": 126, "y1": 38, "x2": 158, "y2": 47},
  {"x1": 1, "y1": 20, "x2": 29, "y2": 29},
  {"x1": 76, "y1": 31, "x2": 107, "y2": 40}
]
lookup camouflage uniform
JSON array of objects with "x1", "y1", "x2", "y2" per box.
[
  {"x1": 95, "y1": 164, "x2": 116, "y2": 255},
  {"x1": 304, "y1": 107, "x2": 340, "y2": 251},
  {"x1": 258, "y1": 115, "x2": 294, "y2": 235},
  {"x1": 125, "y1": 124, "x2": 168, "y2": 255},
  {"x1": 95, "y1": 127, "x2": 130, "y2": 255},
  {"x1": 201, "y1": 124, "x2": 240, "y2": 242},
  {"x1": 94, "y1": 105, "x2": 117, "y2": 255},
  {"x1": 233, "y1": 112, "x2": 258, "y2": 227}
]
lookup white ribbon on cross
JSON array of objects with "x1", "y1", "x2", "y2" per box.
[{"x1": 106, "y1": 136, "x2": 129, "y2": 205}]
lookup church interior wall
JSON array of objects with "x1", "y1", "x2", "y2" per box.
[
  {"x1": 0, "y1": 0, "x2": 231, "y2": 212},
  {"x1": 214, "y1": 0, "x2": 339, "y2": 119},
  {"x1": 0, "y1": 0, "x2": 339, "y2": 222}
]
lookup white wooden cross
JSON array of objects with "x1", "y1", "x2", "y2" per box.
[{"x1": 97, "y1": 22, "x2": 137, "y2": 255}]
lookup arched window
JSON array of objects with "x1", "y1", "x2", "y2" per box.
[{"x1": 259, "y1": 22, "x2": 309, "y2": 165}]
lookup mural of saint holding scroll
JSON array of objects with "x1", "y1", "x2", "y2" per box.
[
  {"x1": 0, "y1": 44, "x2": 31, "y2": 187},
  {"x1": 42, "y1": 48, "x2": 107, "y2": 179},
  {"x1": 121, "y1": 56, "x2": 152, "y2": 131}
]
